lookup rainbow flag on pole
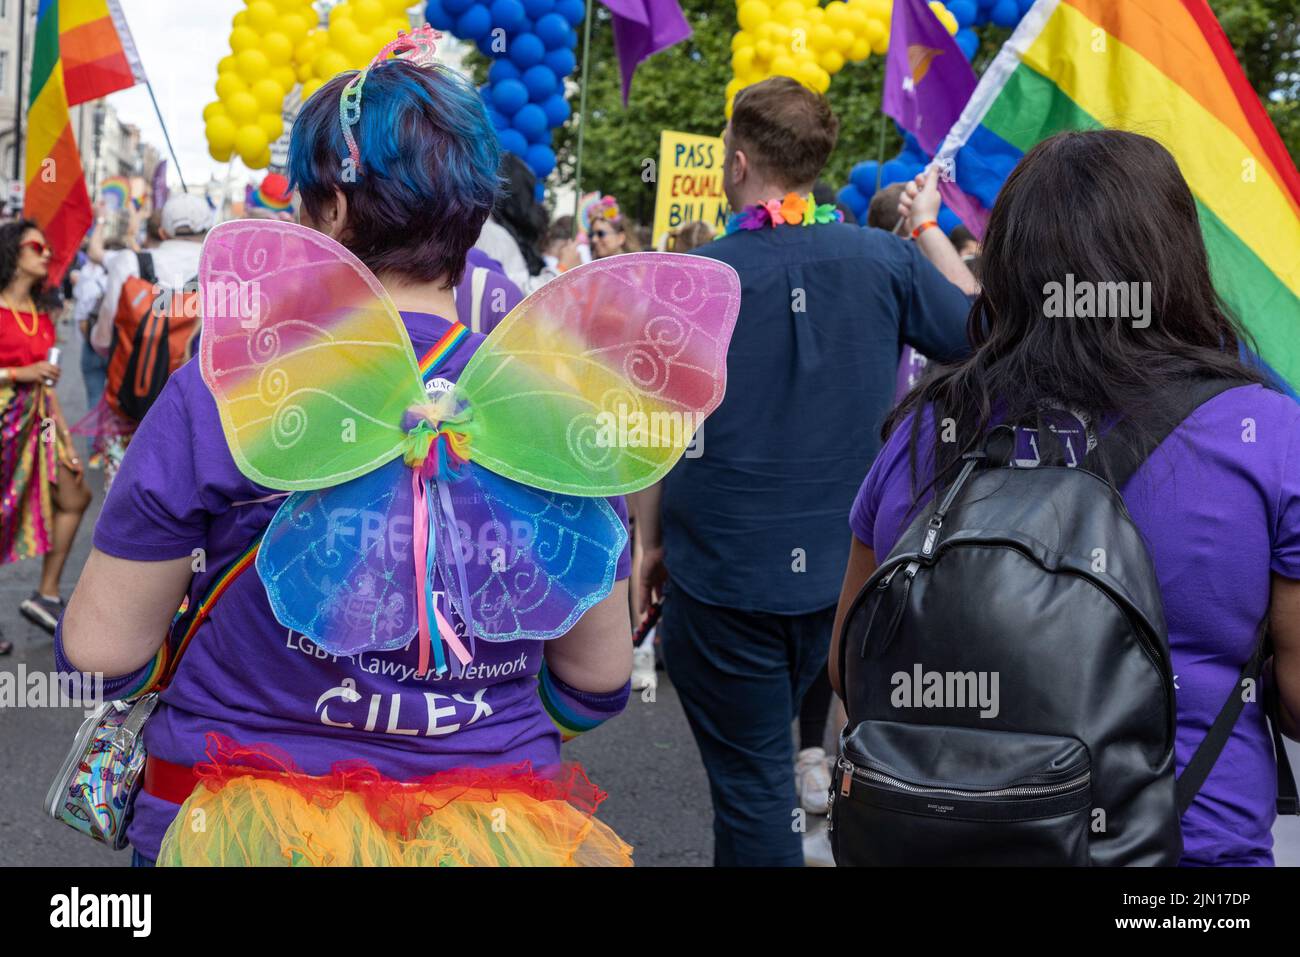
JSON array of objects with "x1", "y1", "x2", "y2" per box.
[
  {"x1": 24, "y1": 0, "x2": 89, "y2": 287},
  {"x1": 935, "y1": 0, "x2": 1300, "y2": 388},
  {"x1": 61, "y1": 0, "x2": 145, "y2": 106}
]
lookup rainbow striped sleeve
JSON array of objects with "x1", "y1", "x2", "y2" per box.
[
  {"x1": 935, "y1": 0, "x2": 1300, "y2": 389},
  {"x1": 538, "y1": 661, "x2": 631, "y2": 742}
]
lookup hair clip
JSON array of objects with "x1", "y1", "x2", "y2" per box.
[{"x1": 340, "y1": 25, "x2": 444, "y2": 174}]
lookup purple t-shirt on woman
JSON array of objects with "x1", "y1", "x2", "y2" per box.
[
  {"x1": 91, "y1": 311, "x2": 630, "y2": 861},
  {"x1": 849, "y1": 386, "x2": 1300, "y2": 866}
]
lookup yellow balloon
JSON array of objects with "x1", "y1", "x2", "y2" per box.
[
  {"x1": 236, "y1": 49, "x2": 271, "y2": 82},
  {"x1": 811, "y1": 23, "x2": 835, "y2": 51},
  {"x1": 236, "y1": 124, "x2": 270, "y2": 163},
  {"x1": 271, "y1": 65, "x2": 298, "y2": 90},
  {"x1": 313, "y1": 48, "x2": 350, "y2": 80},
  {"x1": 731, "y1": 30, "x2": 752, "y2": 53},
  {"x1": 385, "y1": 0, "x2": 412, "y2": 13},
  {"x1": 230, "y1": 25, "x2": 260, "y2": 54},
  {"x1": 232, "y1": 10, "x2": 248, "y2": 29},
  {"x1": 848, "y1": 37, "x2": 871, "y2": 60},
  {"x1": 737, "y1": 0, "x2": 770, "y2": 32},
  {"x1": 754, "y1": 38, "x2": 774, "y2": 62},
  {"x1": 261, "y1": 32, "x2": 293, "y2": 64},
  {"x1": 215, "y1": 73, "x2": 247, "y2": 101},
  {"x1": 776, "y1": 0, "x2": 803, "y2": 23},
  {"x1": 295, "y1": 35, "x2": 323, "y2": 65},
  {"x1": 733, "y1": 45, "x2": 755, "y2": 75},
  {"x1": 328, "y1": 14, "x2": 356, "y2": 49},
  {"x1": 825, "y1": 1, "x2": 850, "y2": 29},
  {"x1": 207, "y1": 115, "x2": 238, "y2": 152},
  {"x1": 258, "y1": 113, "x2": 285, "y2": 142},
  {"x1": 251, "y1": 78, "x2": 286, "y2": 112},
  {"x1": 384, "y1": 17, "x2": 411, "y2": 36},
  {"x1": 203, "y1": 101, "x2": 226, "y2": 122},
  {"x1": 252, "y1": 147, "x2": 274, "y2": 170},
  {"x1": 226, "y1": 91, "x2": 260, "y2": 125},
  {"x1": 301, "y1": 77, "x2": 326, "y2": 101},
  {"x1": 246, "y1": 1, "x2": 279, "y2": 34},
  {"x1": 352, "y1": 0, "x2": 386, "y2": 30},
  {"x1": 770, "y1": 54, "x2": 797, "y2": 77},
  {"x1": 217, "y1": 54, "x2": 238, "y2": 75},
  {"x1": 346, "y1": 31, "x2": 376, "y2": 63},
  {"x1": 725, "y1": 78, "x2": 745, "y2": 102},
  {"x1": 296, "y1": 61, "x2": 315, "y2": 82},
  {"x1": 328, "y1": 3, "x2": 352, "y2": 24},
  {"x1": 819, "y1": 49, "x2": 844, "y2": 74},
  {"x1": 769, "y1": 22, "x2": 791, "y2": 46},
  {"x1": 864, "y1": 18, "x2": 885, "y2": 45},
  {"x1": 280, "y1": 12, "x2": 311, "y2": 42},
  {"x1": 798, "y1": 61, "x2": 829, "y2": 92},
  {"x1": 864, "y1": 0, "x2": 889, "y2": 17},
  {"x1": 210, "y1": 141, "x2": 234, "y2": 163}
]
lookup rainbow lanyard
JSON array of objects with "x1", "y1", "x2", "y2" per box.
[{"x1": 724, "y1": 192, "x2": 844, "y2": 235}]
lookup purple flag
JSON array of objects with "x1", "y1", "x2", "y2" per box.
[
  {"x1": 599, "y1": 0, "x2": 691, "y2": 105},
  {"x1": 151, "y1": 160, "x2": 169, "y2": 212},
  {"x1": 882, "y1": 0, "x2": 976, "y2": 157}
]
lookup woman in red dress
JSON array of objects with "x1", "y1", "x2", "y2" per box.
[{"x1": 0, "y1": 220, "x2": 92, "y2": 652}]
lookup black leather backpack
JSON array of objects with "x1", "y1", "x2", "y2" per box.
[{"x1": 831, "y1": 379, "x2": 1298, "y2": 866}]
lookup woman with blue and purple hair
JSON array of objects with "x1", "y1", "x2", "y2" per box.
[{"x1": 60, "y1": 31, "x2": 636, "y2": 867}]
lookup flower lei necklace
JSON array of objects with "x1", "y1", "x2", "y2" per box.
[{"x1": 725, "y1": 192, "x2": 844, "y2": 235}]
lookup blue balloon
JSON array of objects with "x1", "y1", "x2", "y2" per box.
[
  {"x1": 456, "y1": 5, "x2": 492, "y2": 39},
  {"x1": 498, "y1": 128, "x2": 529, "y2": 156},
  {"x1": 535, "y1": 12, "x2": 570, "y2": 49},
  {"x1": 880, "y1": 159, "x2": 911, "y2": 186},
  {"x1": 489, "y1": 59, "x2": 521, "y2": 84},
  {"x1": 425, "y1": 0, "x2": 453, "y2": 29},
  {"x1": 955, "y1": 27, "x2": 979, "y2": 60},
  {"x1": 476, "y1": 34, "x2": 498, "y2": 56},
  {"x1": 486, "y1": 108, "x2": 508, "y2": 131},
  {"x1": 509, "y1": 32, "x2": 546, "y2": 68},
  {"x1": 490, "y1": 0, "x2": 527, "y2": 32},
  {"x1": 947, "y1": 0, "x2": 977, "y2": 27},
  {"x1": 1016, "y1": 0, "x2": 1035, "y2": 14},
  {"x1": 543, "y1": 47, "x2": 576, "y2": 76},
  {"x1": 534, "y1": 181, "x2": 547, "y2": 203},
  {"x1": 991, "y1": 0, "x2": 1019, "y2": 27},
  {"x1": 526, "y1": 143, "x2": 557, "y2": 178},
  {"x1": 541, "y1": 92, "x2": 571, "y2": 126},
  {"x1": 513, "y1": 102, "x2": 549, "y2": 140},
  {"x1": 443, "y1": 0, "x2": 474, "y2": 15},
  {"x1": 568, "y1": 27, "x2": 579, "y2": 48},
  {"x1": 522, "y1": 64, "x2": 558, "y2": 100},
  {"x1": 849, "y1": 161, "x2": 878, "y2": 195},
  {"x1": 492, "y1": 78, "x2": 529, "y2": 115},
  {"x1": 555, "y1": 0, "x2": 585, "y2": 26},
  {"x1": 523, "y1": 0, "x2": 555, "y2": 17},
  {"x1": 837, "y1": 184, "x2": 866, "y2": 217}
]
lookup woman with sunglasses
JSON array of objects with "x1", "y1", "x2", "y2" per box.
[
  {"x1": 583, "y1": 195, "x2": 640, "y2": 260},
  {"x1": 0, "y1": 221, "x2": 92, "y2": 653}
]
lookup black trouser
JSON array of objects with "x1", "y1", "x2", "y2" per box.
[{"x1": 661, "y1": 584, "x2": 834, "y2": 867}]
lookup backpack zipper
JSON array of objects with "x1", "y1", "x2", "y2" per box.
[{"x1": 837, "y1": 757, "x2": 1089, "y2": 800}]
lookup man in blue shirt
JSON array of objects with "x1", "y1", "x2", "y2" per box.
[{"x1": 634, "y1": 77, "x2": 973, "y2": 866}]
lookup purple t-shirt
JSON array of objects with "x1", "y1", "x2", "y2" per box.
[
  {"x1": 849, "y1": 386, "x2": 1300, "y2": 866},
  {"x1": 93, "y1": 311, "x2": 630, "y2": 860}
]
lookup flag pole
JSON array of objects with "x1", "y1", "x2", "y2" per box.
[
  {"x1": 143, "y1": 79, "x2": 188, "y2": 193},
  {"x1": 572, "y1": 0, "x2": 595, "y2": 238},
  {"x1": 13, "y1": 0, "x2": 26, "y2": 182}
]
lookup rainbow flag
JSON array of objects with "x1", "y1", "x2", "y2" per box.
[
  {"x1": 61, "y1": 0, "x2": 143, "y2": 106},
  {"x1": 935, "y1": 0, "x2": 1300, "y2": 389},
  {"x1": 24, "y1": 0, "x2": 90, "y2": 286}
]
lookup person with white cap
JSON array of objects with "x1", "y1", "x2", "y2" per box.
[{"x1": 90, "y1": 193, "x2": 214, "y2": 357}]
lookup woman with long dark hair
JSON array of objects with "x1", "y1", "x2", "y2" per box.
[
  {"x1": 832, "y1": 130, "x2": 1300, "y2": 865},
  {"x1": 475, "y1": 152, "x2": 557, "y2": 292},
  {"x1": 0, "y1": 220, "x2": 92, "y2": 651}
]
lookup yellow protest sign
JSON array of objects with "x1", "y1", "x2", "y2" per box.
[{"x1": 652, "y1": 130, "x2": 730, "y2": 248}]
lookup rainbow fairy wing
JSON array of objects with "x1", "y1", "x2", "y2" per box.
[
  {"x1": 257, "y1": 458, "x2": 418, "y2": 656},
  {"x1": 433, "y1": 463, "x2": 626, "y2": 642},
  {"x1": 199, "y1": 220, "x2": 427, "y2": 492},
  {"x1": 454, "y1": 253, "x2": 741, "y2": 496}
]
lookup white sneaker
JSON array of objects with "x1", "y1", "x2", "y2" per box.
[
  {"x1": 796, "y1": 746, "x2": 832, "y2": 815},
  {"x1": 631, "y1": 635, "x2": 657, "y2": 692}
]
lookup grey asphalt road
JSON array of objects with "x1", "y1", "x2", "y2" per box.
[{"x1": 1, "y1": 315, "x2": 1297, "y2": 868}]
